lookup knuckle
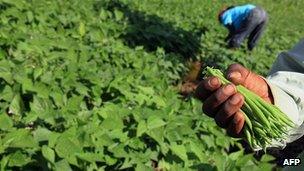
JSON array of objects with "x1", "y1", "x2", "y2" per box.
[
  {"x1": 215, "y1": 119, "x2": 224, "y2": 128},
  {"x1": 202, "y1": 104, "x2": 214, "y2": 117},
  {"x1": 214, "y1": 87, "x2": 225, "y2": 102},
  {"x1": 229, "y1": 93, "x2": 244, "y2": 106},
  {"x1": 214, "y1": 85, "x2": 235, "y2": 102},
  {"x1": 237, "y1": 93, "x2": 245, "y2": 105},
  {"x1": 214, "y1": 114, "x2": 225, "y2": 128},
  {"x1": 214, "y1": 91, "x2": 223, "y2": 102},
  {"x1": 215, "y1": 108, "x2": 234, "y2": 128},
  {"x1": 223, "y1": 102, "x2": 233, "y2": 114}
]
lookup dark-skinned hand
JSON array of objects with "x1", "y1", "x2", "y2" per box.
[{"x1": 195, "y1": 63, "x2": 274, "y2": 137}]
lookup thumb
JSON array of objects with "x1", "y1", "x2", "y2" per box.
[
  {"x1": 225, "y1": 63, "x2": 273, "y2": 104},
  {"x1": 227, "y1": 71, "x2": 243, "y2": 84},
  {"x1": 226, "y1": 64, "x2": 251, "y2": 86}
]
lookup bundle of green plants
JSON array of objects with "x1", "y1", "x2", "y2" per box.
[{"x1": 204, "y1": 67, "x2": 295, "y2": 150}]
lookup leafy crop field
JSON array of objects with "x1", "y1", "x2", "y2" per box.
[{"x1": 0, "y1": 0, "x2": 303, "y2": 170}]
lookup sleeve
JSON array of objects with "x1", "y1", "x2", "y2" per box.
[
  {"x1": 260, "y1": 39, "x2": 304, "y2": 150},
  {"x1": 221, "y1": 12, "x2": 233, "y2": 26}
]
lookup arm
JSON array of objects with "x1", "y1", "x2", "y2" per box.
[
  {"x1": 220, "y1": 11, "x2": 235, "y2": 42},
  {"x1": 265, "y1": 39, "x2": 304, "y2": 146},
  {"x1": 225, "y1": 24, "x2": 235, "y2": 42}
]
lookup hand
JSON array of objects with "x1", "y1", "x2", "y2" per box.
[{"x1": 195, "y1": 64, "x2": 273, "y2": 137}]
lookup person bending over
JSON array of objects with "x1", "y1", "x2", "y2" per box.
[{"x1": 218, "y1": 4, "x2": 268, "y2": 50}]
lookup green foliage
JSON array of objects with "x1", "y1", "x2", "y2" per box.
[{"x1": 0, "y1": 0, "x2": 302, "y2": 170}]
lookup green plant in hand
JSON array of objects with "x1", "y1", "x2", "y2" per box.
[{"x1": 205, "y1": 67, "x2": 295, "y2": 149}]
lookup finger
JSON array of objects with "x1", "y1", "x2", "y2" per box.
[
  {"x1": 202, "y1": 83, "x2": 236, "y2": 117},
  {"x1": 226, "y1": 64, "x2": 273, "y2": 104},
  {"x1": 194, "y1": 76, "x2": 221, "y2": 101},
  {"x1": 226, "y1": 63, "x2": 251, "y2": 85},
  {"x1": 227, "y1": 111, "x2": 245, "y2": 138},
  {"x1": 214, "y1": 93, "x2": 244, "y2": 128}
]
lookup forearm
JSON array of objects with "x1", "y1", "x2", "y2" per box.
[
  {"x1": 253, "y1": 39, "x2": 304, "y2": 150},
  {"x1": 251, "y1": 71, "x2": 304, "y2": 151},
  {"x1": 225, "y1": 24, "x2": 235, "y2": 34}
]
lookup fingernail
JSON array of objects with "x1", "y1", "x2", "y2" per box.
[
  {"x1": 228, "y1": 72, "x2": 242, "y2": 80},
  {"x1": 230, "y1": 95, "x2": 240, "y2": 105},
  {"x1": 208, "y1": 77, "x2": 219, "y2": 86},
  {"x1": 223, "y1": 84, "x2": 235, "y2": 94}
]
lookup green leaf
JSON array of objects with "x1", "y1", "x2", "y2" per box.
[
  {"x1": 215, "y1": 136, "x2": 230, "y2": 149},
  {"x1": 147, "y1": 127, "x2": 164, "y2": 145},
  {"x1": 9, "y1": 94, "x2": 23, "y2": 115},
  {"x1": 1, "y1": 85, "x2": 14, "y2": 101},
  {"x1": 26, "y1": 11, "x2": 33, "y2": 22},
  {"x1": 190, "y1": 141, "x2": 206, "y2": 161},
  {"x1": 50, "y1": 90, "x2": 65, "y2": 107},
  {"x1": 48, "y1": 132, "x2": 60, "y2": 148},
  {"x1": 75, "y1": 83, "x2": 89, "y2": 96},
  {"x1": 147, "y1": 115, "x2": 166, "y2": 130},
  {"x1": 0, "y1": 155, "x2": 9, "y2": 171},
  {"x1": 236, "y1": 154, "x2": 255, "y2": 167},
  {"x1": 33, "y1": 67, "x2": 43, "y2": 80},
  {"x1": 3, "y1": 129, "x2": 38, "y2": 148},
  {"x1": 30, "y1": 96, "x2": 51, "y2": 112},
  {"x1": 213, "y1": 153, "x2": 228, "y2": 171},
  {"x1": 30, "y1": 96, "x2": 55, "y2": 124},
  {"x1": 42, "y1": 145, "x2": 55, "y2": 163},
  {"x1": 170, "y1": 143, "x2": 188, "y2": 161},
  {"x1": 228, "y1": 150, "x2": 244, "y2": 161},
  {"x1": 33, "y1": 128, "x2": 53, "y2": 142},
  {"x1": 55, "y1": 136, "x2": 82, "y2": 159},
  {"x1": 136, "y1": 120, "x2": 147, "y2": 137},
  {"x1": 152, "y1": 96, "x2": 166, "y2": 107},
  {"x1": 138, "y1": 86, "x2": 154, "y2": 95},
  {"x1": 0, "y1": 62, "x2": 13, "y2": 84},
  {"x1": 100, "y1": 113, "x2": 124, "y2": 130},
  {"x1": 108, "y1": 129, "x2": 128, "y2": 142},
  {"x1": 20, "y1": 77, "x2": 34, "y2": 92},
  {"x1": 135, "y1": 163, "x2": 153, "y2": 171},
  {"x1": 8, "y1": 151, "x2": 31, "y2": 167},
  {"x1": 65, "y1": 96, "x2": 83, "y2": 112},
  {"x1": 257, "y1": 163, "x2": 274, "y2": 171},
  {"x1": 76, "y1": 153, "x2": 104, "y2": 163},
  {"x1": 0, "y1": 114, "x2": 13, "y2": 130},
  {"x1": 23, "y1": 111, "x2": 38, "y2": 124},
  {"x1": 34, "y1": 82, "x2": 51, "y2": 98},
  {"x1": 260, "y1": 154, "x2": 275, "y2": 162},
  {"x1": 202, "y1": 135, "x2": 215, "y2": 148},
  {"x1": 105, "y1": 155, "x2": 117, "y2": 166},
  {"x1": 0, "y1": 72, "x2": 13, "y2": 85},
  {"x1": 114, "y1": 9, "x2": 123, "y2": 21},
  {"x1": 120, "y1": 158, "x2": 134, "y2": 169},
  {"x1": 55, "y1": 159, "x2": 72, "y2": 171},
  {"x1": 79, "y1": 22, "x2": 86, "y2": 37}
]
